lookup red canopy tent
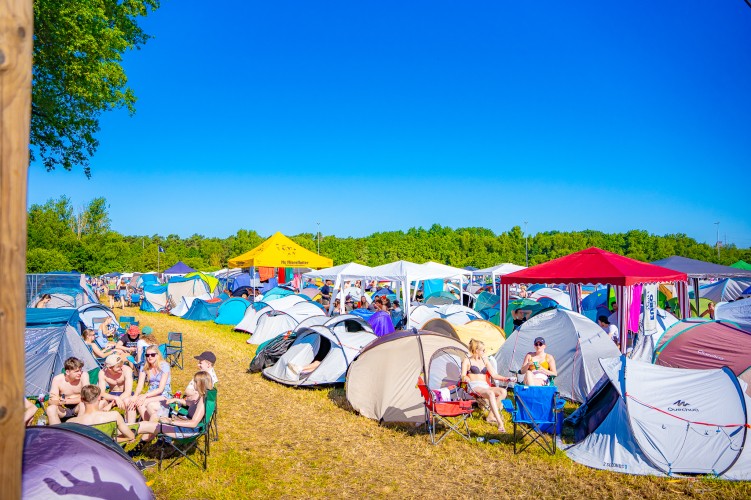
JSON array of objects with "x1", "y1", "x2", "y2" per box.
[{"x1": 500, "y1": 247, "x2": 688, "y2": 353}]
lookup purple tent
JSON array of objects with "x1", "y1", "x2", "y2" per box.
[
  {"x1": 23, "y1": 423, "x2": 153, "y2": 499},
  {"x1": 368, "y1": 310, "x2": 396, "y2": 337},
  {"x1": 162, "y1": 261, "x2": 196, "y2": 275}
]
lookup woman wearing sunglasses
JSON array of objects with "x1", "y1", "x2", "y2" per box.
[
  {"x1": 520, "y1": 337, "x2": 557, "y2": 386},
  {"x1": 127, "y1": 345, "x2": 172, "y2": 422}
]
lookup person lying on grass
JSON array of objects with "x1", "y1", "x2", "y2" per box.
[
  {"x1": 127, "y1": 345, "x2": 171, "y2": 422},
  {"x1": 138, "y1": 371, "x2": 214, "y2": 441},
  {"x1": 461, "y1": 339, "x2": 513, "y2": 433},
  {"x1": 68, "y1": 384, "x2": 135, "y2": 442}
]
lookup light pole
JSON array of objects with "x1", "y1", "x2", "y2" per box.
[
  {"x1": 316, "y1": 222, "x2": 320, "y2": 255},
  {"x1": 715, "y1": 221, "x2": 720, "y2": 259},
  {"x1": 524, "y1": 221, "x2": 529, "y2": 267}
]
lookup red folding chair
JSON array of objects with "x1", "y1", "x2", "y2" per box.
[{"x1": 417, "y1": 377, "x2": 475, "y2": 445}]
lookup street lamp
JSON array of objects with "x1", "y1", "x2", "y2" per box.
[
  {"x1": 715, "y1": 221, "x2": 720, "y2": 259},
  {"x1": 524, "y1": 221, "x2": 529, "y2": 267},
  {"x1": 316, "y1": 222, "x2": 320, "y2": 255}
]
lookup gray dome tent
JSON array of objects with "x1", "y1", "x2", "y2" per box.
[{"x1": 494, "y1": 308, "x2": 620, "y2": 403}]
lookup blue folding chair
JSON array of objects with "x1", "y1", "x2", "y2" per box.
[{"x1": 502, "y1": 385, "x2": 565, "y2": 455}]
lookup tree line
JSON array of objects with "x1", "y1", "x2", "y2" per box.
[{"x1": 27, "y1": 196, "x2": 751, "y2": 275}]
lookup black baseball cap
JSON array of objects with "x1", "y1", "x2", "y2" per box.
[
  {"x1": 194, "y1": 351, "x2": 216, "y2": 364},
  {"x1": 533, "y1": 337, "x2": 546, "y2": 345}
]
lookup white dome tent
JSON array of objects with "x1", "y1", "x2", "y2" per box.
[{"x1": 263, "y1": 315, "x2": 375, "y2": 386}]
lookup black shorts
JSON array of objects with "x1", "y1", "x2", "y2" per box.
[
  {"x1": 108, "y1": 290, "x2": 117, "y2": 297},
  {"x1": 60, "y1": 404, "x2": 78, "y2": 419}
]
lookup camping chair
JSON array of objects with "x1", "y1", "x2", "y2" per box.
[
  {"x1": 502, "y1": 385, "x2": 565, "y2": 455},
  {"x1": 130, "y1": 293, "x2": 142, "y2": 307},
  {"x1": 164, "y1": 332, "x2": 184, "y2": 369},
  {"x1": 85, "y1": 344, "x2": 107, "y2": 369},
  {"x1": 119, "y1": 316, "x2": 136, "y2": 329},
  {"x1": 157, "y1": 387, "x2": 217, "y2": 471},
  {"x1": 170, "y1": 382, "x2": 219, "y2": 443},
  {"x1": 417, "y1": 377, "x2": 475, "y2": 445}
]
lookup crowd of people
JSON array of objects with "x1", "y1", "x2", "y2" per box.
[{"x1": 31, "y1": 316, "x2": 219, "y2": 470}]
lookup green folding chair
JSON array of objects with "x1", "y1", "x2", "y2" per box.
[{"x1": 157, "y1": 388, "x2": 217, "y2": 470}]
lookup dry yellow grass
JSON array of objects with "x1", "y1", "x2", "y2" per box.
[{"x1": 118, "y1": 306, "x2": 751, "y2": 499}]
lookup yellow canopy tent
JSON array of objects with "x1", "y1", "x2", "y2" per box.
[{"x1": 228, "y1": 232, "x2": 333, "y2": 269}]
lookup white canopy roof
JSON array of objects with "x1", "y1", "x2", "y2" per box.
[
  {"x1": 474, "y1": 263, "x2": 526, "y2": 276},
  {"x1": 302, "y1": 262, "x2": 373, "y2": 282},
  {"x1": 340, "y1": 260, "x2": 466, "y2": 282}
]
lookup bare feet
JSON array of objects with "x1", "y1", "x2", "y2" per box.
[
  {"x1": 498, "y1": 423, "x2": 506, "y2": 433},
  {"x1": 486, "y1": 416, "x2": 497, "y2": 424}
]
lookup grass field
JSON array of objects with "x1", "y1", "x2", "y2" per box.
[{"x1": 119, "y1": 306, "x2": 751, "y2": 499}]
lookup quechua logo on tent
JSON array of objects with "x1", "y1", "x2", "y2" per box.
[{"x1": 668, "y1": 400, "x2": 698, "y2": 412}]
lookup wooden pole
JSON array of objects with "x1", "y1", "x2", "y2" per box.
[{"x1": 0, "y1": 0, "x2": 33, "y2": 498}]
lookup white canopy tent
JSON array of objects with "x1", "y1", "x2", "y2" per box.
[
  {"x1": 473, "y1": 263, "x2": 526, "y2": 294},
  {"x1": 303, "y1": 262, "x2": 374, "y2": 315},
  {"x1": 339, "y1": 260, "x2": 472, "y2": 326}
]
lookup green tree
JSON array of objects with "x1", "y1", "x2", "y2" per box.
[
  {"x1": 32, "y1": 0, "x2": 159, "y2": 176},
  {"x1": 26, "y1": 248, "x2": 71, "y2": 273}
]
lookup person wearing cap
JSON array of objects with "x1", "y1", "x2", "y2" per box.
[
  {"x1": 98, "y1": 353, "x2": 135, "y2": 418},
  {"x1": 597, "y1": 315, "x2": 620, "y2": 347},
  {"x1": 184, "y1": 351, "x2": 218, "y2": 398},
  {"x1": 116, "y1": 324, "x2": 141, "y2": 361},
  {"x1": 520, "y1": 337, "x2": 557, "y2": 386}
]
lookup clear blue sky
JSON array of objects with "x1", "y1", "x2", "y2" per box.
[{"x1": 27, "y1": 0, "x2": 751, "y2": 247}]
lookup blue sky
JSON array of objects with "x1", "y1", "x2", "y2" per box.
[{"x1": 27, "y1": 1, "x2": 751, "y2": 247}]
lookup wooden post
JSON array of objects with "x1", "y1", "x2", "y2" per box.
[{"x1": 0, "y1": 0, "x2": 33, "y2": 498}]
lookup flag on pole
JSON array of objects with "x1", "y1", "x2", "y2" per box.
[{"x1": 158, "y1": 246, "x2": 165, "y2": 253}]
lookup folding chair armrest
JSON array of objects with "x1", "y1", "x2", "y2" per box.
[{"x1": 501, "y1": 399, "x2": 515, "y2": 413}]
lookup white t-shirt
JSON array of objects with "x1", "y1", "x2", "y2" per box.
[
  {"x1": 602, "y1": 324, "x2": 619, "y2": 343},
  {"x1": 186, "y1": 366, "x2": 218, "y2": 393}
]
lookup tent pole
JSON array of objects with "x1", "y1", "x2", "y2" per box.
[
  {"x1": 693, "y1": 277, "x2": 700, "y2": 318},
  {"x1": 0, "y1": 0, "x2": 33, "y2": 496}
]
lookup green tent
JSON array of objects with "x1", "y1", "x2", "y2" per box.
[{"x1": 731, "y1": 260, "x2": 751, "y2": 271}]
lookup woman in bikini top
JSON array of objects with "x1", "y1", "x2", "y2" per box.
[{"x1": 461, "y1": 339, "x2": 513, "y2": 433}]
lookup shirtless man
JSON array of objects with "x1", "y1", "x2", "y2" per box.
[
  {"x1": 68, "y1": 385, "x2": 134, "y2": 441},
  {"x1": 98, "y1": 353, "x2": 135, "y2": 420},
  {"x1": 46, "y1": 357, "x2": 90, "y2": 424}
]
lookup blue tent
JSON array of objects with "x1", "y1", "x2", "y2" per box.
[
  {"x1": 215, "y1": 298, "x2": 251, "y2": 325},
  {"x1": 25, "y1": 309, "x2": 98, "y2": 396},
  {"x1": 183, "y1": 298, "x2": 223, "y2": 321},
  {"x1": 230, "y1": 273, "x2": 251, "y2": 292}
]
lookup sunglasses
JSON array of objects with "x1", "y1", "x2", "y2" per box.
[
  {"x1": 145, "y1": 353, "x2": 158, "y2": 358},
  {"x1": 534, "y1": 342, "x2": 545, "y2": 347}
]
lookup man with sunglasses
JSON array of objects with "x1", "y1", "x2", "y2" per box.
[{"x1": 520, "y1": 337, "x2": 557, "y2": 386}]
